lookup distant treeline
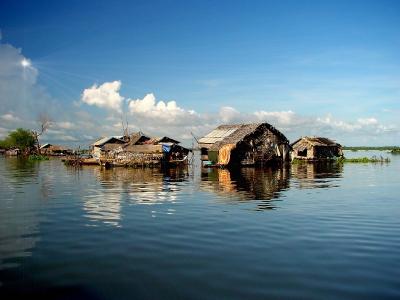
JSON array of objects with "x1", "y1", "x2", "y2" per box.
[{"x1": 343, "y1": 146, "x2": 400, "y2": 151}]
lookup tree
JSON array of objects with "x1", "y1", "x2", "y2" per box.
[
  {"x1": 0, "y1": 128, "x2": 36, "y2": 153},
  {"x1": 32, "y1": 113, "x2": 52, "y2": 153}
]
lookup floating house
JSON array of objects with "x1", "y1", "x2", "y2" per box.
[
  {"x1": 291, "y1": 137, "x2": 343, "y2": 160},
  {"x1": 96, "y1": 132, "x2": 190, "y2": 167},
  {"x1": 198, "y1": 123, "x2": 290, "y2": 167},
  {"x1": 40, "y1": 143, "x2": 73, "y2": 156},
  {"x1": 5, "y1": 148, "x2": 20, "y2": 156},
  {"x1": 90, "y1": 136, "x2": 125, "y2": 159}
]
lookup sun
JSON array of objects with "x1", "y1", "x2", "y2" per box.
[{"x1": 21, "y1": 58, "x2": 31, "y2": 68}]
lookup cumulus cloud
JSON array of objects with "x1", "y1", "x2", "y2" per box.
[
  {"x1": 128, "y1": 93, "x2": 199, "y2": 125},
  {"x1": 357, "y1": 117, "x2": 378, "y2": 126},
  {"x1": 315, "y1": 115, "x2": 396, "y2": 137},
  {"x1": 80, "y1": 81, "x2": 397, "y2": 145},
  {"x1": 81, "y1": 81, "x2": 124, "y2": 112},
  {"x1": 219, "y1": 106, "x2": 241, "y2": 123},
  {"x1": 253, "y1": 110, "x2": 295, "y2": 125}
]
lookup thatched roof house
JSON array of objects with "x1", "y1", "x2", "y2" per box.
[
  {"x1": 198, "y1": 123, "x2": 290, "y2": 166},
  {"x1": 40, "y1": 143, "x2": 73, "y2": 155},
  {"x1": 91, "y1": 136, "x2": 125, "y2": 159},
  {"x1": 291, "y1": 137, "x2": 342, "y2": 160},
  {"x1": 97, "y1": 132, "x2": 190, "y2": 167}
]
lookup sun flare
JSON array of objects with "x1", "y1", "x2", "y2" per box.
[{"x1": 21, "y1": 58, "x2": 31, "y2": 68}]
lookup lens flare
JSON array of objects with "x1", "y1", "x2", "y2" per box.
[{"x1": 21, "y1": 58, "x2": 31, "y2": 68}]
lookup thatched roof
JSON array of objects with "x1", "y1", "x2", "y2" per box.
[
  {"x1": 291, "y1": 136, "x2": 341, "y2": 148},
  {"x1": 199, "y1": 123, "x2": 289, "y2": 151},
  {"x1": 128, "y1": 132, "x2": 151, "y2": 145},
  {"x1": 40, "y1": 144, "x2": 71, "y2": 151},
  {"x1": 92, "y1": 136, "x2": 125, "y2": 147}
]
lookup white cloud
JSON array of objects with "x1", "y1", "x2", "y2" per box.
[
  {"x1": 81, "y1": 81, "x2": 124, "y2": 112},
  {"x1": 357, "y1": 117, "x2": 378, "y2": 126},
  {"x1": 58, "y1": 135, "x2": 79, "y2": 142},
  {"x1": 55, "y1": 121, "x2": 76, "y2": 130},
  {"x1": 254, "y1": 110, "x2": 296, "y2": 126},
  {"x1": 129, "y1": 93, "x2": 184, "y2": 117},
  {"x1": 1, "y1": 113, "x2": 20, "y2": 122},
  {"x1": 219, "y1": 106, "x2": 241, "y2": 123},
  {"x1": 128, "y1": 93, "x2": 199, "y2": 125}
]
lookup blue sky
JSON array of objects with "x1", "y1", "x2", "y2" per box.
[{"x1": 0, "y1": 0, "x2": 399, "y2": 146}]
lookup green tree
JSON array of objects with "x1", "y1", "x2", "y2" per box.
[{"x1": 0, "y1": 128, "x2": 36, "y2": 152}]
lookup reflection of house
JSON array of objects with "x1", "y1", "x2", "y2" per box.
[
  {"x1": 198, "y1": 123, "x2": 290, "y2": 167},
  {"x1": 291, "y1": 137, "x2": 342, "y2": 160},
  {"x1": 40, "y1": 143, "x2": 73, "y2": 155},
  {"x1": 201, "y1": 167, "x2": 290, "y2": 209},
  {"x1": 85, "y1": 167, "x2": 188, "y2": 221},
  {"x1": 291, "y1": 162, "x2": 343, "y2": 189}
]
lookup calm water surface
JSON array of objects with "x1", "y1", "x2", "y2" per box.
[{"x1": 0, "y1": 151, "x2": 399, "y2": 299}]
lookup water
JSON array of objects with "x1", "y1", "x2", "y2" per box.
[{"x1": 0, "y1": 151, "x2": 399, "y2": 299}]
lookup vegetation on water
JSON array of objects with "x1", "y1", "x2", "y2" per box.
[
  {"x1": 391, "y1": 149, "x2": 400, "y2": 154},
  {"x1": 292, "y1": 156, "x2": 390, "y2": 164},
  {"x1": 28, "y1": 154, "x2": 49, "y2": 161},
  {"x1": 336, "y1": 156, "x2": 390, "y2": 163},
  {"x1": 343, "y1": 146, "x2": 400, "y2": 151}
]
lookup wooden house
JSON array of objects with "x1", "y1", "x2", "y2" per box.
[
  {"x1": 291, "y1": 137, "x2": 343, "y2": 160},
  {"x1": 40, "y1": 143, "x2": 73, "y2": 155},
  {"x1": 90, "y1": 136, "x2": 125, "y2": 159},
  {"x1": 100, "y1": 132, "x2": 190, "y2": 167},
  {"x1": 198, "y1": 123, "x2": 290, "y2": 167}
]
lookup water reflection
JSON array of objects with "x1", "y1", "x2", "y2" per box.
[
  {"x1": 2, "y1": 157, "x2": 39, "y2": 184},
  {"x1": 200, "y1": 167, "x2": 290, "y2": 209},
  {"x1": 81, "y1": 167, "x2": 190, "y2": 226},
  {"x1": 0, "y1": 158, "x2": 40, "y2": 271},
  {"x1": 291, "y1": 162, "x2": 343, "y2": 189}
]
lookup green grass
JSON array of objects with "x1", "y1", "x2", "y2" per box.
[{"x1": 28, "y1": 154, "x2": 49, "y2": 161}]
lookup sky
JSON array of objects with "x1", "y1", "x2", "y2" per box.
[{"x1": 0, "y1": 0, "x2": 399, "y2": 146}]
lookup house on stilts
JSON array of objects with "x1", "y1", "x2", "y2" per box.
[
  {"x1": 198, "y1": 123, "x2": 290, "y2": 167},
  {"x1": 290, "y1": 137, "x2": 343, "y2": 160}
]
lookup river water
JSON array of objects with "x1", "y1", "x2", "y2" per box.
[{"x1": 0, "y1": 151, "x2": 399, "y2": 299}]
